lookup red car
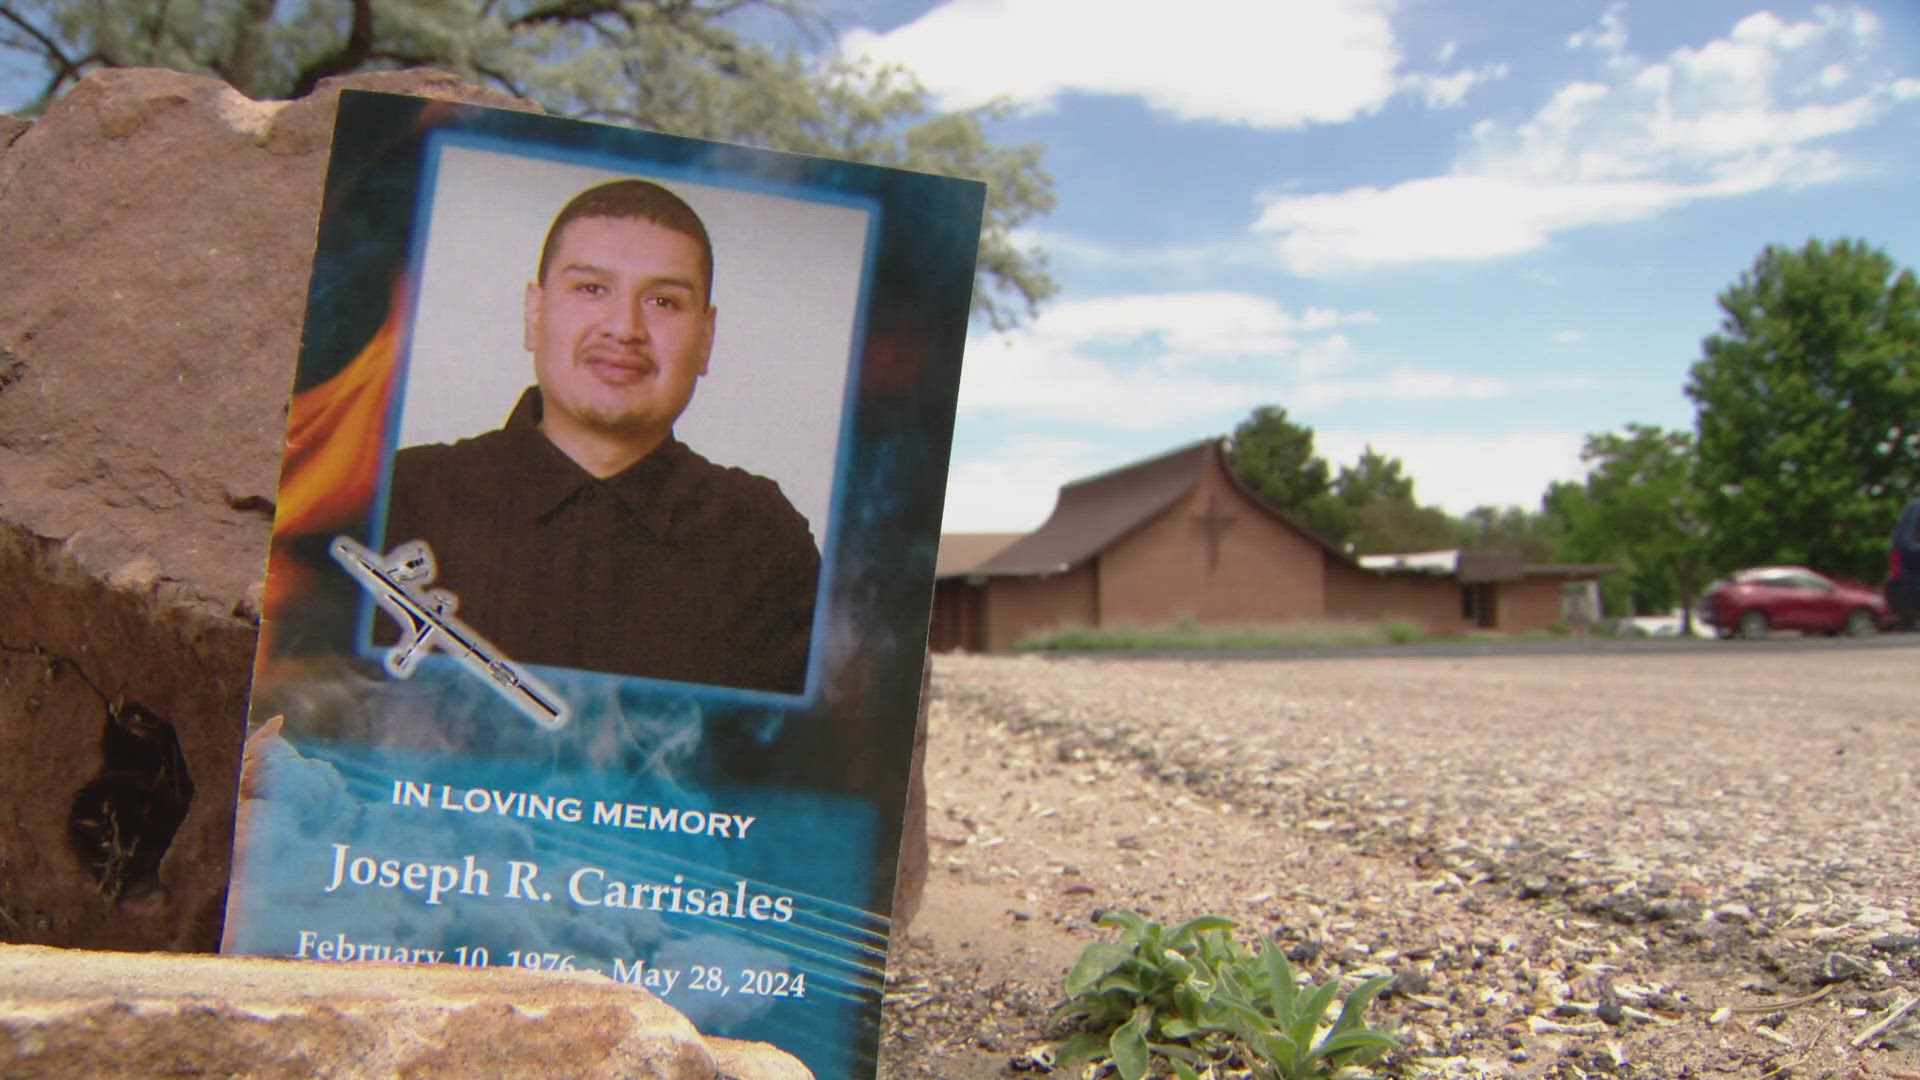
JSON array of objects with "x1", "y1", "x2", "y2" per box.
[{"x1": 1700, "y1": 566, "x2": 1889, "y2": 639}]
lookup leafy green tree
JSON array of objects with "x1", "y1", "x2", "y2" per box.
[
  {"x1": 1687, "y1": 238, "x2": 1920, "y2": 579},
  {"x1": 1224, "y1": 406, "x2": 1353, "y2": 545},
  {"x1": 0, "y1": 0, "x2": 1055, "y2": 325},
  {"x1": 1347, "y1": 498, "x2": 1458, "y2": 556},
  {"x1": 1538, "y1": 479, "x2": 1588, "y2": 534},
  {"x1": 1453, "y1": 505, "x2": 1559, "y2": 563},
  {"x1": 1547, "y1": 425, "x2": 1708, "y2": 626},
  {"x1": 1330, "y1": 446, "x2": 1457, "y2": 555},
  {"x1": 1539, "y1": 480, "x2": 1626, "y2": 612},
  {"x1": 1332, "y1": 445, "x2": 1414, "y2": 508}
]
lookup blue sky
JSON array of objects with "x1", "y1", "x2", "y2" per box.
[
  {"x1": 831, "y1": 0, "x2": 1920, "y2": 532},
  {"x1": 6, "y1": 3, "x2": 1917, "y2": 536}
]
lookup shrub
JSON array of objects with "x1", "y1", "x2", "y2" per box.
[
  {"x1": 1053, "y1": 911, "x2": 1397, "y2": 1080},
  {"x1": 1377, "y1": 617, "x2": 1424, "y2": 645}
]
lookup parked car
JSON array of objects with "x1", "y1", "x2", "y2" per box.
[
  {"x1": 1887, "y1": 499, "x2": 1920, "y2": 630},
  {"x1": 1699, "y1": 566, "x2": 1888, "y2": 639}
]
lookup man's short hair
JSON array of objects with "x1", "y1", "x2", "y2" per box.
[{"x1": 537, "y1": 179, "x2": 714, "y2": 299}]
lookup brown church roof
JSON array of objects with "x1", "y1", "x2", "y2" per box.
[
  {"x1": 971, "y1": 440, "x2": 1216, "y2": 576},
  {"x1": 936, "y1": 532, "x2": 1023, "y2": 577},
  {"x1": 971, "y1": 439, "x2": 1352, "y2": 577}
]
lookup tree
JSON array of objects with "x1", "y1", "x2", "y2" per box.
[
  {"x1": 1346, "y1": 498, "x2": 1459, "y2": 556},
  {"x1": 1224, "y1": 406, "x2": 1352, "y2": 544},
  {"x1": 1539, "y1": 479, "x2": 1619, "y2": 606},
  {"x1": 1547, "y1": 425, "x2": 1708, "y2": 626},
  {"x1": 0, "y1": 0, "x2": 1055, "y2": 325},
  {"x1": 1453, "y1": 505, "x2": 1558, "y2": 563},
  {"x1": 1330, "y1": 446, "x2": 1456, "y2": 555},
  {"x1": 1687, "y1": 238, "x2": 1920, "y2": 581},
  {"x1": 1332, "y1": 446, "x2": 1414, "y2": 508}
]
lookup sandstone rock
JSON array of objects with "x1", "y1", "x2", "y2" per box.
[
  {"x1": 0, "y1": 943, "x2": 812, "y2": 1078},
  {"x1": 0, "y1": 67, "x2": 539, "y2": 954},
  {"x1": 0, "y1": 65, "x2": 929, "y2": 964},
  {"x1": 710, "y1": 1038, "x2": 816, "y2": 1080},
  {"x1": 0, "y1": 66, "x2": 539, "y2": 622}
]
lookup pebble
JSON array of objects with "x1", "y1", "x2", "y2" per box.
[
  {"x1": 1713, "y1": 902, "x2": 1752, "y2": 924},
  {"x1": 1852, "y1": 906, "x2": 1899, "y2": 928},
  {"x1": 1815, "y1": 951, "x2": 1873, "y2": 984}
]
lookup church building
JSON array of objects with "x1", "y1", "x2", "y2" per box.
[{"x1": 931, "y1": 439, "x2": 1608, "y2": 652}]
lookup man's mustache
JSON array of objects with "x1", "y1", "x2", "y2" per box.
[{"x1": 579, "y1": 347, "x2": 656, "y2": 370}]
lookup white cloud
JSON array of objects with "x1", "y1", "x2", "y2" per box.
[
  {"x1": 958, "y1": 289, "x2": 1544, "y2": 428},
  {"x1": 840, "y1": 0, "x2": 1493, "y2": 129},
  {"x1": 1314, "y1": 429, "x2": 1590, "y2": 514},
  {"x1": 959, "y1": 291, "x2": 1378, "y2": 427},
  {"x1": 943, "y1": 436, "x2": 1107, "y2": 533},
  {"x1": 1292, "y1": 367, "x2": 1510, "y2": 409},
  {"x1": 1568, "y1": 4, "x2": 1629, "y2": 58},
  {"x1": 959, "y1": 328, "x2": 1260, "y2": 428},
  {"x1": 1551, "y1": 329, "x2": 1588, "y2": 344},
  {"x1": 1293, "y1": 333, "x2": 1359, "y2": 379},
  {"x1": 1258, "y1": 5, "x2": 1918, "y2": 273},
  {"x1": 1259, "y1": 174, "x2": 1699, "y2": 269},
  {"x1": 1403, "y1": 64, "x2": 1510, "y2": 109},
  {"x1": 1035, "y1": 292, "x2": 1376, "y2": 362},
  {"x1": 1004, "y1": 227, "x2": 1273, "y2": 273}
]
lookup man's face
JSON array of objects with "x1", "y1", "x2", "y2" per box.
[{"x1": 524, "y1": 214, "x2": 716, "y2": 448}]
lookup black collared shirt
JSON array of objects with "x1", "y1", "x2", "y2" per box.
[{"x1": 382, "y1": 388, "x2": 818, "y2": 694}]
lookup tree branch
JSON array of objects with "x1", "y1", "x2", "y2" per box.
[
  {"x1": 0, "y1": 5, "x2": 78, "y2": 71},
  {"x1": 287, "y1": 0, "x2": 376, "y2": 99},
  {"x1": 472, "y1": 60, "x2": 529, "y2": 101},
  {"x1": 26, "y1": 48, "x2": 106, "y2": 112},
  {"x1": 222, "y1": 0, "x2": 281, "y2": 96},
  {"x1": 148, "y1": 0, "x2": 173, "y2": 49},
  {"x1": 580, "y1": 14, "x2": 626, "y2": 45},
  {"x1": 508, "y1": 0, "x2": 625, "y2": 30},
  {"x1": 367, "y1": 49, "x2": 442, "y2": 69},
  {"x1": 0, "y1": 7, "x2": 108, "y2": 108}
]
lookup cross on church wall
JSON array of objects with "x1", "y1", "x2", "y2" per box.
[{"x1": 1192, "y1": 495, "x2": 1237, "y2": 571}]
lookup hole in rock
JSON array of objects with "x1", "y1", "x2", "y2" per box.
[{"x1": 67, "y1": 700, "x2": 194, "y2": 899}]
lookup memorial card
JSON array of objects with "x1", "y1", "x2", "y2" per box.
[{"x1": 222, "y1": 90, "x2": 984, "y2": 1079}]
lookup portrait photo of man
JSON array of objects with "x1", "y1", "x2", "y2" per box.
[{"x1": 381, "y1": 158, "x2": 867, "y2": 697}]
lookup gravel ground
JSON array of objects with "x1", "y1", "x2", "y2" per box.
[{"x1": 879, "y1": 644, "x2": 1920, "y2": 1080}]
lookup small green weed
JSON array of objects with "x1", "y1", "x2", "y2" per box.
[
  {"x1": 1052, "y1": 911, "x2": 1397, "y2": 1080},
  {"x1": 1376, "y1": 617, "x2": 1424, "y2": 645}
]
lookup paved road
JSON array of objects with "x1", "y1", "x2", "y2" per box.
[{"x1": 1046, "y1": 629, "x2": 1920, "y2": 662}]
